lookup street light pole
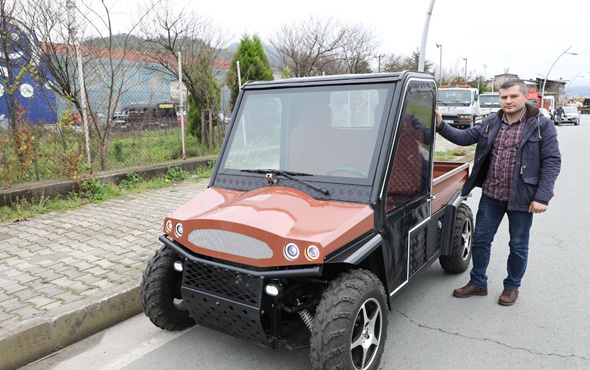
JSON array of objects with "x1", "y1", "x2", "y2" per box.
[
  {"x1": 541, "y1": 46, "x2": 577, "y2": 107},
  {"x1": 463, "y1": 58, "x2": 468, "y2": 83},
  {"x1": 436, "y1": 43, "x2": 442, "y2": 82},
  {"x1": 418, "y1": 0, "x2": 436, "y2": 72}
]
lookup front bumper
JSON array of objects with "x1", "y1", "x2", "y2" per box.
[
  {"x1": 159, "y1": 235, "x2": 322, "y2": 348},
  {"x1": 560, "y1": 116, "x2": 578, "y2": 123},
  {"x1": 442, "y1": 115, "x2": 472, "y2": 127}
]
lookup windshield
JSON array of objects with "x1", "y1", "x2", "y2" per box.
[
  {"x1": 220, "y1": 83, "x2": 393, "y2": 182},
  {"x1": 479, "y1": 94, "x2": 500, "y2": 108},
  {"x1": 437, "y1": 90, "x2": 472, "y2": 106},
  {"x1": 564, "y1": 107, "x2": 577, "y2": 113}
]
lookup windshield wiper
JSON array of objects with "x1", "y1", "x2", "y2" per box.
[{"x1": 240, "y1": 169, "x2": 330, "y2": 195}]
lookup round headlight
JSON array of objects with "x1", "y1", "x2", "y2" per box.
[
  {"x1": 283, "y1": 243, "x2": 300, "y2": 261},
  {"x1": 305, "y1": 245, "x2": 320, "y2": 261},
  {"x1": 175, "y1": 223, "x2": 183, "y2": 238},
  {"x1": 165, "y1": 220, "x2": 173, "y2": 233}
]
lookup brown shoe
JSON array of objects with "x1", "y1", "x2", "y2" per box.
[
  {"x1": 498, "y1": 289, "x2": 519, "y2": 306},
  {"x1": 453, "y1": 283, "x2": 488, "y2": 298}
]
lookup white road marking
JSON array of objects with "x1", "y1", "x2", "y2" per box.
[{"x1": 99, "y1": 326, "x2": 194, "y2": 370}]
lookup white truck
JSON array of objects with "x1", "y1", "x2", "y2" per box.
[
  {"x1": 437, "y1": 87, "x2": 484, "y2": 128},
  {"x1": 478, "y1": 92, "x2": 500, "y2": 116}
]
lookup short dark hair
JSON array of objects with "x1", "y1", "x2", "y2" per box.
[{"x1": 499, "y1": 79, "x2": 527, "y2": 96}]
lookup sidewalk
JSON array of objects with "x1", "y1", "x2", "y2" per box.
[{"x1": 0, "y1": 179, "x2": 209, "y2": 370}]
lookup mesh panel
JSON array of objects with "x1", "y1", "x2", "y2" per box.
[
  {"x1": 0, "y1": 36, "x2": 230, "y2": 189},
  {"x1": 182, "y1": 259, "x2": 263, "y2": 305},
  {"x1": 427, "y1": 215, "x2": 444, "y2": 260},
  {"x1": 213, "y1": 174, "x2": 372, "y2": 203},
  {"x1": 188, "y1": 229, "x2": 273, "y2": 259},
  {"x1": 409, "y1": 228, "x2": 426, "y2": 276}
]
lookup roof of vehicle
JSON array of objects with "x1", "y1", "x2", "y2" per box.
[
  {"x1": 241, "y1": 71, "x2": 433, "y2": 90},
  {"x1": 438, "y1": 86, "x2": 478, "y2": 91},
  {"x1": 123, "y1": 101, "x2": 175, "y2": 110}
]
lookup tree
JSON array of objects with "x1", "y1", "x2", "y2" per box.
[
  {"x1": 339, "y1": 24, "x2": 377, "y2": 74},
  {"x1": 269, "y1": 15, "x2": 347, "y2": 77},
  {"x1": 21, "y1": 0, "x2": 155, "y2": 170},
  {"x1": 382, "y1": 49, "x2": 434, "y2": 74},
  {"x1": 226, "y1": 35, "x2": 273, "y2": 110},
  {"x1": 187, "y1": 52, "x2": 221, "y2": 143},
  {"x1": 0, "y1": 0, "x2": 24, "y2": 131},
  {"x1": 138, "y1": 0, "x2": 228, "y2": 144}
]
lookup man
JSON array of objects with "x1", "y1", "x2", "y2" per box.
[
  {"x1": 555, "y1": 105, "x2": 565, "y2": 126},
  {"x1": 435, "y1": 79, "x2": 561, "y2": 306}
]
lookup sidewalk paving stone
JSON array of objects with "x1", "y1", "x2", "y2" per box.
[{"x1": 0, "y1": 179, "x2": 208, "y2": 341}]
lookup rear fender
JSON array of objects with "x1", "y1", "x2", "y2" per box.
[{"x1": 440, "y1": 190, "x2": 464, "y2": 256}]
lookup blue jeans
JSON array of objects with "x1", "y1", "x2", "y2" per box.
[{"x1": 470, "y1": 193, "x2": 534, "y2": 290}]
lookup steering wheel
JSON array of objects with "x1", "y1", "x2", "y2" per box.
[{"x1": 325, "y1": 167, "x2": 367, "y2": 178}]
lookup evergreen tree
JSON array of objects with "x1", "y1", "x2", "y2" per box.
[
  {"x1": 187, "y1": 52, "x2": 221, "y2": 142},
  {"x1": 226, "y1": 35, "x2": 274, "y2": 110}
]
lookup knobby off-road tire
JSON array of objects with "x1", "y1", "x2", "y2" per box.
[
  {"x1": 141, "y1": 246, "x2": 195, "y2": 331},
  {"x1": 310, "y1": 269, "x2": 388, "y2": 370},
  {"x1": 439, "y1": 203, "x2": 474, "y2": 273}
]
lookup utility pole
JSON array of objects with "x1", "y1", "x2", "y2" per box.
[
  {"x1": 436, "y1": 44, "x2": 442, "y2": 82},
  {"x1": 462, "y1": 58, "x2": 468, "y2": 85},
  {"x1": 67, "y1": 0, "x2": 92, "y2": 173},
  {"x1": 418, "y1": 0, "x2": 436, "y2": 72},
  {"x1": 178, "y1": 52, "x2": 186, "y2": 160},
  {"x1": 375, "y1": 54, "x2": 384, "y2": 73}
]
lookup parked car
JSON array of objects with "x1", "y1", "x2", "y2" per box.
[
  {"x1": 140, "y1": 71, "x2": 474, "y2": 370},
  {"x1": 113, "y1": 101, "x2": 177, "y2": 130},
  {"x1": 540, "y1": 108, "x2": 551, "y2": 119},
  {"x1": 561, "y1": 106, "x2": 580, "y2": 125}
]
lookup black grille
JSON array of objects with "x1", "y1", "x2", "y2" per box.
[
  {"x1": 410, "y1": 228, "x2": 426, "y2": 276},
  {"x1": 427, "y1": 215, "x2": 444, "y2": 260},
  {"x1": 182, "y1": 259, "x2": 263, "y2": 306},
  {"x1": 213, "y1": 174, "x2": 372, "y2": 203}
]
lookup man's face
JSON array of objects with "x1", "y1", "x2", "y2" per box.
[{"x1": 499, "y1": 85, "x2": 527, "y2": 114}]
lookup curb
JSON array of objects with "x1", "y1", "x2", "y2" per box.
[
  {"x1": 0, "y1": 283, "x2": 141, "y2": 370},
  {"x1": 0, "y1": 155, "x2": 217, "y2": 208}
]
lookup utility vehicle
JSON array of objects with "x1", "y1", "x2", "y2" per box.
[
  {"x1": 141, "y1": 72, "x2": 473, "y2": 370},
  {"x1": 438, "y1": 87, "x2": 483, "y2": 127}
]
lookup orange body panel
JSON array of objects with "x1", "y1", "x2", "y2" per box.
[
  {"x1": 432, "y1": 162, "x2": 469, "y2": 212},
  {"x1": 165, "y1": 186, "x2": 375, "y2": 267}
]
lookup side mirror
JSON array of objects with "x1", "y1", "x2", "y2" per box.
[{"x1": 474, "y1": 93, "x2": 479, "y2": 101}]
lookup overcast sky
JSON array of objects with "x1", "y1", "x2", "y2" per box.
[{"x1": 110, "y1": 0, "x2": 590, "y2": 88}]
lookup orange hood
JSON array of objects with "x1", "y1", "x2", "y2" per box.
[{"x1": 164, "y1": 186, "x2": 374, "y2": 267}]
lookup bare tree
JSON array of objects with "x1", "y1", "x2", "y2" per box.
[
  {"x1": 339, "y1": 24, "x2": 378, "y2": 74},
  {"x1": 22, "y1": 0, "x2": 156, "y2": 170},
  {"x1": 382, "y1": 49, "x2": 434, "y2": 74},
  {"x1": 269, "y1": 15, "x2": 348, "y2": 77},
  {"x1": 138, "y1": 0, "x2": 228, "y2": 143},
  {"x1": 0, "y1": 0, "x2": 24, "y2": 130}
]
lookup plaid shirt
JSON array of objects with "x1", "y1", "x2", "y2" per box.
[{"x1": 482, "y1": 110, "x2": 526, "y2": 201}]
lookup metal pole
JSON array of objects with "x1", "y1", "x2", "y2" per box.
[
  {"x1": 418, "y1": 0, "x2": 436, "y2": 72},
  {"x1": 541, "y1": 46, "x2": 576, "y2": 109},
  {"x1": 75, "y1": 45, "x2": 92, "y2": 173},
  {"x1": 68, "y1": 0, "x2": 92, "y2": 173},
  {"x1": 436, "y1": 44, "x2": 442, "y2": 82},
  {"x1": 462, "y1": 58, "x2": 468, "y2": 84},
  {"x1": 237, "y1": 61, "x2": 242, "y2": 90},
  {"x1": 178, "y1": 51, "x2": 186, "y2": 160}
]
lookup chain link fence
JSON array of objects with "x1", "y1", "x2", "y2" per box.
[{"x1": 0, "y1": 42, "x2": 231, "y2": 190}]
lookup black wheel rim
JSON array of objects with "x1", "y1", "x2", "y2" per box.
[{"x1": 350, "y1": 297, "x2": 382, "y2": 370}]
